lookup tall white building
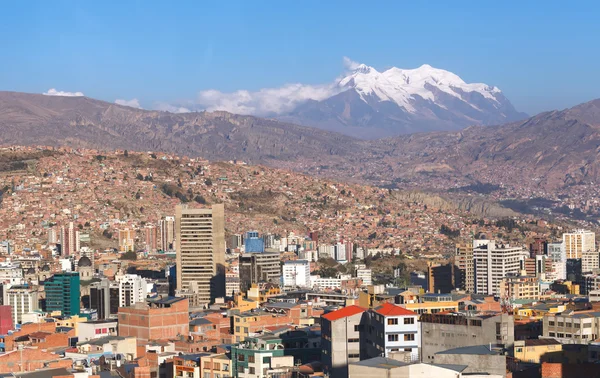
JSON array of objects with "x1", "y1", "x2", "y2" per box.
[
  {"x1": 116, "y1": 274, "x2": 149, "y2": 307},
  {"x1": 583, "y1": 250, "x2": 600, "y2": 273},
  {"x1": 356, "y1": 268, "x2": 372, "y2": 286},
  {"x1": 5, "y1": 285, "x2": 39, "y2": 326},
  {"x1": 473, "y1": 240, "x2": 528, "y2": 295},
  {"x1": 563, "y1": 229, "x2": 596, "y2": 259},
  {"x1": 547, "y1": 242, "x2": 566, "y2": 280},
  {"x1": 282, "y1": 260, "x2": 310, "y2": 288}
]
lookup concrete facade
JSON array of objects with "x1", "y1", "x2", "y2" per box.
[{"x1": 321, "y1": 306, "x2": 365, "y2": 378}]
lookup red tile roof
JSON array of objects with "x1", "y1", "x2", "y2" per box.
[
  {"x1": 322, "y1": 305, "x2": 366, "y2": 321},
  {"x1": 373, "y1": 302, "x2": 417, "y2": 316}
]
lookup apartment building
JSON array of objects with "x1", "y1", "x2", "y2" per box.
[
  {"x1": 455, "y1": 243, "x2": 474, "y2": 292},
  {"x1": 473, "y1": 240, "x2": 527, "y2": 295},
  {"x1": 547, "y1": 242, "x2": 567, "y2": 280},
  {"x1": 499, "y1": 274, "x2": 540, "y2": 301},
  {"x1": 543, "y1": 311, "x2": 600, "y2": 344},
  {"x1": 321, "y1": 305, "x2": 366, "y2": 378},
  {"x1": 563, "y1": 229, "x2": 596, "y2": 259},
  {"x1": 282, "y1": 260, "x2": 310, "y2": 288}
]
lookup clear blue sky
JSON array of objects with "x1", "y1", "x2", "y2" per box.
[{"x1": 1, "y1": 0, "x2": 599, "y2": 114}]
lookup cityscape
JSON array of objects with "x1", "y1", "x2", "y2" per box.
[{"x1": 1, "y1": 1, "x2": 600, "y2": 378}]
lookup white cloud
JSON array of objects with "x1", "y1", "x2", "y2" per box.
[
  {"x1": 43, "y1": 88, "x2": 84, "y2": 97},
  {"x1": 155, "y1": 103, "x2": 192, "y2": 114},
  {"x1": 115, "y1": 98, "x2": 142, "y2": 109},
  {"x1": 343, "y1": 56, "x2": 360, "y2": 71},
  {"x1": 196, "y1": 82, "x2": 341, "y2": 116}
]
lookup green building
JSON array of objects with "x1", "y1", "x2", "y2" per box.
[
  {"x1": 231, "y1": 328, "x2": 321, "y2": 377},
  {"x1": 45, "y1": 272, "x2": 80, "y2": 316}
]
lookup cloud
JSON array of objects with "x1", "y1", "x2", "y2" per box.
[
  {"x1": 43, "y1": 88, "x2": 84, "y2": 97},
  {"x1": 343, "y1": 56, "x2": 360, "y2": 71},
  {"x1": 196, "y1": 82, "x2": 341, "y2": 116},
  {"x1": 155, "y1": 103, "x2": 192, "y2": 114},
  {"x1": 115, "y1": 98, "x2": 142, "y2": 109}
]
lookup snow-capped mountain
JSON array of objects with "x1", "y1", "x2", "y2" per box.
[{"x1": 282, "y1": 63, "x2": 527, "y2": 138}]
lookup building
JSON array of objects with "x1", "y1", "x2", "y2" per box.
[
  {"x1": 244, "y1": 231, "x2": 264, "y2": 253},
  {"x1": 239, "y1": 251, "x2": 281, "y2": 292},
  {"x1": 175, "y1": 204, "x2": 226, "y2": 307},
  {"x1": 434, "y1": 345, "x2": 507, "y2": 377},
  {"x1": 547, "y1": 242, "x2": 567, "y2": 280},
  {"x1": 144, "y1": 224, "x2": 158, "y2": 252},
  {"x1": 514, "y1": 338, "x2": 562, "y2": 363},
  {"x1": 116, "y1": 274, "x2": 148, "y2": 307},
  {"x1": 118, "y1": 296, "x2": 189, "y2": 343},
  {"x1": 420, "y1": 312, "x2": 514, "y2": 361},
  {"x1": 542, "y1": 311, "x2": 600, "y2": 344},
  {"x1": 530, "y1": 238, "x2": 548, "y2": 257},
  {"x1": 349, "y1": 357, "x2": 480, "y2": 378},
  {"x1": 118, "y1": 228, "x2": 135, "y2": 252},
  {"x1": 232, "y1": 329, "x2": 321, "y2": 378},
  {"x1": 356, "y1": 268, "x2": 372, "y2": 287},
  {"x1": 402, "y1": 293, "x2": 461, "y2": 315},
  {"x1": 45, "y1": 272, "x2": 80, "y2": 317},
  {"x1": 563, "y1": 229, "x2": 595, "y2": 259},
  {"x1": 282, "y1": 260, "x2": 310, "y2": 288},
  {"x1": 499, "y1": 274, "x2": 540, "y2": 302},
  {"x1": 0, "y1": 306, "x2": 11, "y2": 335},
  {"x1": 473, "y1": 240, "x2": 527, "y2": 295},
  {"x1": 5, "y1": 285, "x2": 37, "y2": 326},
  {"x1": 582, "y1": 249, "x2": 600, "y2": 273},
  {"x1": 321, "y1": 305, "x2": 366, "y2": 378},
  {"x1": 90, "y1": 278, "x2": 119, "y2": 320},
  {"x1": 230, "y1": 233, "x2": 243, "y2": 250},
  {"x1": 78, "y1": 319, "x2": 118, "y2": 342},
  {"x1": 455, "y1": 243, "x2": 474, "y2": 292},
  {"x1": 60, "y1": 222, "x2": 80, "y2": 256},
  {"x1": 427, "y1": 263, "x2": 455, "y2": 294},
  {"x1": 361, "y1": 302, "x2": 420, "y2": 361},
  {"x1": 159, "y1": 216, "x2": 176, "y2": 251}
]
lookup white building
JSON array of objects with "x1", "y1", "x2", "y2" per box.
[
  {"x1": 5, "y1": 285, "x2": 39, "y2": 326},
  {"x1": 473, "y1": 240, "x2": 528, "y2": 296},
  {"x1": 356, "y1": 268, "x2": 372, "y2": 286},
  {"x1": 282, "y1": 260, "x2": 311, "y2": 288},
  {"x1": 116, "y1": 274, "x2": 148, "y2": 307},
  {"x1": 563, "y1": 229, "x2": 596, "y2": 259},
  {"x1": 0, "y1": 263, "x2": 23, "y2": 285},
  {"x1": 335, "y1": 243, "x2": 347, "y2": 262},
  {"x1": 547, "y1": 242, "x2": 566, "y2": 280},
  {"x1": 362, "y1": 302, "x2": 420, "y2": 361},
  {"x1": 582, "y1": 249, "x2": 600, "y2": 273}
]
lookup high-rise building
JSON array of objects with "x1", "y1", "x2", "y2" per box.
[
  {"x1": 144, "y1": 224, "x2": 158, "y2": 252},
  {"x1": 45, "y1": 272, "x2": 80, "y2": 317},
  {"x1": 5, "y1": 285, "x2": 38, "y2": 326},
  {"x1": 116, "y1": 274, "x2": 149, "y2": 307},
  {"x1": 547, "y1": 242, "x2": 567, "y2": 280},
  {"x1": 175, "y1": 204, "x2": 225, "y2": 307},
  {"x1": 118, "y1": 228, "x2": 135, "y2": 252},
  {"x1": 427, "y1": 263, "x2": 455, "y2": 294},
  {"x1": 282, "y1": 260, "x2": 310, "y2": 288},
  {"x1": 60, "y1": 222, "x2": 80, "y2": 256},
  {"x1": 47, "y1": 228, "x2": 58, "y2": 245},
  {"x1": 239, "y1": 252, "x2": 281, "y2": 292},
  {"x1": 244, "y1": 231, "x2": 264, "y2": 253},
  {"x1": 563, "y1": 229, "x2": 596, "y2": 259},
  {"x1": 529, "y1": 238, "x2": 547, "y2": 258},
  {"x1": 473, "y1": 240, "x2": 527, "y2": 295},
  {"x1": 90, "y1": 278, "x2": 119, "y2": 320},
  {"x1": 454, "y1": 243, "x2": 474, "y2": 292},
  {"x1": 159, "y1": 216, "x2": 176, "y2": 251},
  {"x1": 582, "y1": 249, "x2": 600, "y2": 273},
  {"x1": 229, "y1": 234, "x2": 243, "y2": 250},
  {"x1": 356, "y1": 268, "x2": 372, "y2": 286}
]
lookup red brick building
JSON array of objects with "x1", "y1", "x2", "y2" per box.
[
  {"x1": 118, "y1": 297, "x2": 189, "y2": 342},
  {"x1": 0, "y1": 306, "x2": 12, "y2": 335}
]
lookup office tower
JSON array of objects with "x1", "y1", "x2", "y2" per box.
[
  {"x1": 244, "y1": 231, "x2": 264, "y2": 253},
  {"x1": 116, "y1": 274, "x2": 148, "y2": 307},
  {"x1": 144, "y1": 224, "x2": 158, "y2": 252},
  {"x1": 239, "y1": 252, "x2": 281, "y2": 292},
  {"x1": 45, "y1": 272, "x2": 80, "y2": 316},
  {"x1": 60, "y1": 222, "x2": 80, "y2": 256},
  {"x1": 454, "y1": 243, "x2": 474, "y2": 292},
  {"x1": 473, "y1": 240, "x2": 527, "y2": 295},
  {"x1": 427, "y1": 262, "x2": 456, "y2": 294},
  {"x1": 229, "y1": 234, "x2": 243, "y2": 250},
  {"x1": 175, "y1": 204, "x2": 225, "y2": 307},
  {"x1": 118, "y1": 228, "x2": 135, "y2": 252},
  {"x1": 159, "y1": 216, "x2": 176, "y2": 251},
  {"x1": 547, "y1": 242, "x2": 567, "y2": 280},
  {"x1": 529, "y1": 238, "x2": 547, "y2": 258},
  {"x1": 6, "y1": 285, "x2": 38, "y2": 326},
  {"x1": 563, "y1": 229, "x2": 595, "y2": 259},
  {"x1": 309, "y1": 231, "x2": 319, "y2": 245},
  {"x1": 567, "y1": 258, "x2": 583, "y2": 283},
  {"x1": 47, "y1": 228, "x2": 58, "y2": 244},
  {"x1": 90, "y1": 278, "x2": 119, "y2": 319},
  {"x1": 282, "y1": 260, "x2": 311, "y2": 288}
]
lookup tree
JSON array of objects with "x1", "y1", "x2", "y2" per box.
[
  {"x1": 120, "y1": 251, "x2": 137, "y2": 260},
  {"x1": 205, "y1": 178, "x2": 213, "y2": 186}
]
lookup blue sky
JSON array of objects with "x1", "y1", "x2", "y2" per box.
[{"x1": 1, "y1": 0, "x2": 599, "y2": 115}]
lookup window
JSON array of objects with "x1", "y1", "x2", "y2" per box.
[
  {"x1": 557, "y1": 322, "x2": 564, "y2": 327},
  {"x1": 235, "y1": 326, "x2": 240, "y2": 332},
  {"x1": 248, "y1": 367, "x2": 255, "y2": 375},
  {"x1": 404, "y1": 318, "x2": 414, "y2": 325},
  {"x1": 388, "y1": 334, "x2": 399, "y2": 342},
  {"x1": 549, "y1": 332, "x2": 555, "y2": 337},
  {"x1": 354, "y1": 325, "x2": 361, "y2": 332},
  {"x1": 387, "y1": 318, "x2": 398, "y2": 325},
  {"x1": 223, "y1": 364, "x2": 229, "y2": 371},
  {"x1": 348, "y1": 354, "x2": 360, "y2": 358},
  {"x1": 404, "y1": 334, "x2": 415, "y2": 341},
  {"x1": 557, "y1": 333, "x2": 564, "y2": 338},
  {"x1": 548, "y1": 321, "x2": 555, "y2": 326},
  {"x1": 238, "y1": 355, "x2": 245, "y2": 362},
  {"x1": 348, "y1": 338, "x2": 359, "y2": 343},
  {"x1": 584, "y1": 323, "x2": 592, "y2": 328},
  {"x1": 404, "y1": 348, "x2": 412, "y2": 352},
  {"x1": 263, "y1": 357, "x2": 271, "y2": 364},
  {"x1": 204, "y1": 373, "x2": 210, "y2": 378},
  {"x1": 214, "y1": 363, "x2": 220, "y2": 370},
  {"x1": 248, "y1": 356, "x2": 255, "y2": 363},
  {"x1": 574, "y1": 323, "x2": 581, "y2": 328}
]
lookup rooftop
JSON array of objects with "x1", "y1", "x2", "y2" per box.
[
  {"x1": 322, "y1": 305, "x2": 366, "y2": 321},
  {"x1": 436, "y1": 345, "x2": 500, "y2": 356},
  {"x1": 373, "y1": 302, "x2": 417, "y2": 317},
  {"x1": 351, "y1": 357, "x2": 407, "y2": 369}
]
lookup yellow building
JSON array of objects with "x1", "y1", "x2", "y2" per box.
[
  {"x1": 201, "y1": 353, "x2": 232, "y2": 378},
  {"x1": 403, "y1": 293, "x2": 460, "y2": 315},
  {"x1": 246, "y1": 284, "x2": 281, "y2": 303},
  {"x1": 233, "y1": 293, "x2": 259, "y2": 313},
  {"x1": 514, "y1": 339, "x2": 562, "y2": 363}
]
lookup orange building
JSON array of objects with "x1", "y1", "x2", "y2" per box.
[{"x1": 118, "y1": 297, "x2": 189, "y2": 342}]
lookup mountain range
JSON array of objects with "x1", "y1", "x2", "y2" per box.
[
  {"x1": 0, "y1": 90, "x2": 599, "y2": 193},
  {"x1": 279, "y1": 63, "x2": 527, "y2": 138}
]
